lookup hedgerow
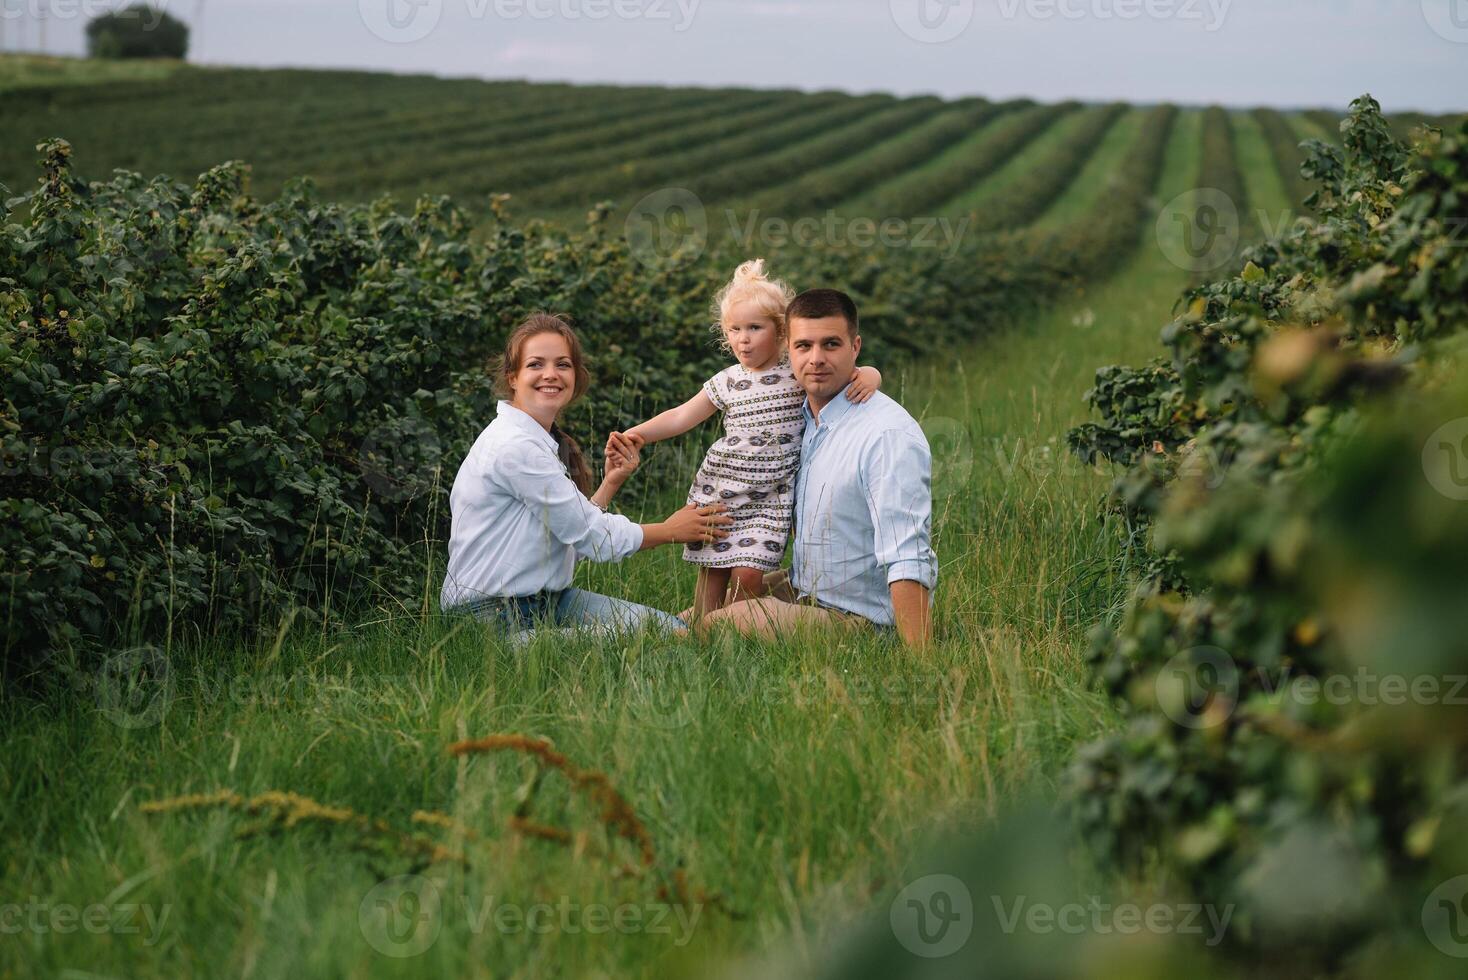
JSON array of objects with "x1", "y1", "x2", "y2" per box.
[
  {"x1": 1190, "y1": 106, "x2": 1249, "y2": 279},
  {"x1": 1253, "y1": 107, "x2": 1316, "y2": 219},
  {"x1": 679, "y1": 97, "x2": 941, "y2": 206},
  {"x1": 523, "y1": 92, "x2": 862, "y2": 210},
  {"x1": 1065, "y1": 96, "x2": 1468, "y2": 964},
  {"x1": 964, "y1": 103, "x2": 1128, "y2": 232},
  {"x1": 732, "y1": 98, "x2": 1007, "y2": 217},
  {"x1": 854, "y1": 101, "x2": 1075, "y2": 219},
  {"x1": 2, "y1": 135, "x2": 1098, "y2": 671}
]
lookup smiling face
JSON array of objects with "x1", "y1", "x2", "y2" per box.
[
  {"x1": 789, "y1": 315, "x2": 861, "y2": 410},
  {"x1": 508, "y1": 331, "x2": 577, "y2": 426},
  {"x1": 721, "y1": 298, "x2": 784, "y2": 371}
]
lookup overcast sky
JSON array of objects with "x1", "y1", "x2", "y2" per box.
[{"x1": 3, "y1": 0, "x2": 1464, "y2": 111}]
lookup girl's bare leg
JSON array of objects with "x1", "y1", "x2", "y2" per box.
[
  {"x1": 692, "y1": 567, "x2": 732, "y2": 621},
  {"x1": 727, "y1": 566, "x2": 767, "y2": 605}
]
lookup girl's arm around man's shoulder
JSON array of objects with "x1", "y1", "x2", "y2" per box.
[{"x1": 845, "y1": 365, "x2": 883, "y2": 404}]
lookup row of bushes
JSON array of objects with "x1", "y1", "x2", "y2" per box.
[
  {"x1": 1065, "y1": 97, "x2": 1468, "y2": 968},
  {"x1": 3, "y1": 131, "x2": 1111, "y2": 672},
  {"x1": 0, "y1": 85, "x2": 1192, "y2": 671},
  {"x1": 857, "y1": 101, "x2": 1075, "y2": 218},
  {"x1": 735, "y1": 98, "x2": 1003, "y2": 217},
  {"x1": 526, "y1": 93, "x2": 862, "y2": 210},
  {"x1": 965, "y1": 103, "x2": 1129, "y2": 232},
  {"x1": 322, "y1": 86, "x2": 742, "y2": 200}
]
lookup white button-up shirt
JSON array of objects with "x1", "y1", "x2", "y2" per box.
[
  {"x1": 440, "y1": 401, "x2": 643, "y2": 608},
  {"x1": 789, "y1": 390, "x2": 938, "y2": 625}
]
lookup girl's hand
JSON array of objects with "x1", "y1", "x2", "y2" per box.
[{"x1": 844, "y1": 365, "x2": 882, "y2": 404}]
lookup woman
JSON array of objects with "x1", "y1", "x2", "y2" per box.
[{"x1": 440, "y1": 312, "x2": 731, "y2": 637}]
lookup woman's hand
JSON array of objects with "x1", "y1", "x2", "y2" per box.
[
  {"x1": 637, "y1": 503, "x2": 732, "y2": 551},
  {"x1": 592, "y1": 433, "x2": 642, "y2": 511},
  {"x1": 662, "y1": 503, "x2": 733, "y2": 544},
  {"x1": 844, "y1": 365, "x2": 882, "y2": 404},
  {"x1": 604, "y1": 432, "x2": 641, "y2": 485},
  {"x1": 605, "y1": 429, "x2": 647, "y2": 463}
]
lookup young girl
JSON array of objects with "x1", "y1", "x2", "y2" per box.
[{"x1": 608, "y1": 260, "x2": 881, "y2": 619}]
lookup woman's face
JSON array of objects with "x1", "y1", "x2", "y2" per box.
[
  {"x1": 722, "y1": 299, "x2": 783, "y2": 371},
  {"x1": 508, "y1": 332, "x2": 577, "y2": 424}
]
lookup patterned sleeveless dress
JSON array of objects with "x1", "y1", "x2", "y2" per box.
[{"x1": 683, "y1": 357, "x2": 805, "y2": 570}]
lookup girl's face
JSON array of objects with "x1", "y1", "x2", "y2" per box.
[
  {"x1": 508, "y1": 332, "x2": 577, "y2": 425},
  {"x1": 722, "y1": 299, "x2": 783, "y2": 371}
]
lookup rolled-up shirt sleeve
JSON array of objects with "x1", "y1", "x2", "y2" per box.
[
  {"x1": 861, "y1": 428, "x2": 938, "y2": 590},
  {"x1": 497, "y1": 444, "x2": 643, "y2": 561}
]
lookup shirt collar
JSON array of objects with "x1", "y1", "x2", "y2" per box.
[
  {"x1": 495, "y1": 400, "x2": 559, "y2": 454},
  {"x1": 803, "y1": 390, "x2": 858, "y2": 430}
]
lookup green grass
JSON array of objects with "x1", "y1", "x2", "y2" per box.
[
  {"x1": 0, "y1": 128, "x2": 1208, "y2": 980},
  {"x1": 0, "y1": 52, "x2": 184, "y2": 92},
  {"x1": 1231, "y1": 110, "x2": 1297, "y2": 239},
  {"x1": 1287, "y1": 113, "x2": 1335, "y2": 144}
]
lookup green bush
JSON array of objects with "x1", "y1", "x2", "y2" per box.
[
  {"x1": 1065, "y1": 97, "x2": 1468, "y2": 962},
  {"x1": 86, "y1": 5, "x2": 189, "y2": 60},
  {"x1": 4, "y1": 136, "x2": 1110, "y2": 675}
]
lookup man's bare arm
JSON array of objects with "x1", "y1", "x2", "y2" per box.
[
  {"x1": 761, "y1": 569, "x2": 799, "y2": 603},
  {"x1": 890, "y1": 580, "x2": 931, "y2": 649}
]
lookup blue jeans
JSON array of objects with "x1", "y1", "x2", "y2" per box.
[{"x1": 452, "y1": 588, "x2": 685, "y2": 643}]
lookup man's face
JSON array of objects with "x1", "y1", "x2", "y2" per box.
[{"x1": 788, "y1": 315, "x2": 861, "y2": 405}]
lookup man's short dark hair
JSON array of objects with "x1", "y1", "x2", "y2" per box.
[{"x1": 786, "y1": 289, "x2": 859, "y2": 338}]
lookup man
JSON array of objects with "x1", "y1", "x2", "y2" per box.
[{"x1": 701, "y1": 288, "x2": 937, "y2": 647}]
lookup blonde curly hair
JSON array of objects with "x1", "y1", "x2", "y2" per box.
[{"x1": 710, "y1": 258, "x2": 796, "y2": 353}]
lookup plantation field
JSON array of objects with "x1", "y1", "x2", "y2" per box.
[
  {"x1": 5, "y1": 58, "x2": 1432, "y2": 233},
  {"x1": 4, "y1": 58, "x2": 1468, "y2": 979},
  {"x1": 0, "y1": 52, "x2": 183, "y2": 93}
]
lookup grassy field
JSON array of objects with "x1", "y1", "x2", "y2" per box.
[
  {"x1": 13, "y1": 51, "x2": 1439, "y2": 976},
  {"x1": 0, "y1": 52, "x2": 182, "y2": 92},
  {"x1": 1, "y1": 58, "x2": 1381, "y2": 235},
  {"x1": 1231, "y1": 109, "x2": 1297, "y2": 239},
  {"x1": 0, "y1": 219, "x2": 1197, "y2": 980},
  {"x1": 0, "y1": 77, "x2": 1219, "y2": 973}
]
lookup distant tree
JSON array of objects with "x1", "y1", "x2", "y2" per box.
[{"x1": 86, "y1": 5, "x2": 189, "y2": 59}]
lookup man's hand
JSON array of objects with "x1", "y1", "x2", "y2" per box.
[{"x1": 889, "y1": 580, "x2": 931, "y2": 649}]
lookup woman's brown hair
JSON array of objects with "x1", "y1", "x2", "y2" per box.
[{"x1": 493, "y1": 312, "x2": 595, "y2": 495}]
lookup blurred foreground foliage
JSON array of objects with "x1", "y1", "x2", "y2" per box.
[{"x1": 1067, "y1": 95, "x2": 1468, "y2": 967}]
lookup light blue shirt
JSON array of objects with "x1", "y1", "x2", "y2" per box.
[
  {"x1": 790, "y1": 390, "x2": 938, "y2": 626},
  {"x1": 440, "y1": 402, "x2": 643, "y2": 607}
]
